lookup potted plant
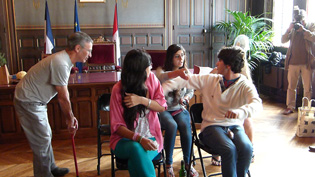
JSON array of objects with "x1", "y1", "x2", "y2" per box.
[
  {"x1": 214, "y1": 10, "x2": 274, "y2": 70},
  {"x1": 0, "y1": 52, "x2": 6, "y2": 67},
  {"x1": 0, "y1": 52, "x2": 10, "y2": 84}
]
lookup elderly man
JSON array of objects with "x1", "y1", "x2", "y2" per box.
[{"x1": 14, "y1": 32, "x2": 93, "y2": 177}]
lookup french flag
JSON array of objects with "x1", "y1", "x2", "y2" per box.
[
  {"x1": 74, "y1": 0, "x2": 83, "y2": 73},
  {"x1": 44, "y1": 0, "x2": 54, "y2": 54},
  {"x1": 112, "y1": 2, "x2": 121, "y2": 66}
]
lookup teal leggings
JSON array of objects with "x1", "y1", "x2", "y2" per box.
[{"x1": 114, "y1": 138, "x2": 159, "y2": 177}]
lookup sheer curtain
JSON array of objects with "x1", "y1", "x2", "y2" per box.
[
  {"x1": 307, "y1": 0, "x2": 315, "y2": 23},
  {"x1": 272, "y1": 0, "x2": 293, "y2": 47}
]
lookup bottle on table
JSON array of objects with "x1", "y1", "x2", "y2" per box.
[{"x1": 179, "y1": 160, "x2": 187, "y2": 177}]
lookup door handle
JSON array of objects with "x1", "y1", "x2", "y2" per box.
[{"x1": 202, "y1": 29, "x2": 209, "y2": 34}]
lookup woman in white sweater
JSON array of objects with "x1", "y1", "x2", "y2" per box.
[{"x1": 162, "y1": 46, "x2": 262, "y2": 177}]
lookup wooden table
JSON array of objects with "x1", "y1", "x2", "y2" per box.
[{"x1": 0, "y1": 72, "x2": 121, "y2": 143}]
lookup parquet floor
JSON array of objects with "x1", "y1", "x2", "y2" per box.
[{"x1": 1, "y1": 95, "x2": 315, "y2": 177}]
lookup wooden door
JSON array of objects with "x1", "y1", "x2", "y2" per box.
[
  {"x1": 211, "y1": 0, "x2": 247, "y2": 67},
  {"x1": 0, "y1": 0, "x2": 9, "y2": 69},
  {"x1": 0, "y1": 0, "x2": 17, "y2": 74},
  {"x1": 172, "y1": 0, "x2": 212, "y2": 68}
]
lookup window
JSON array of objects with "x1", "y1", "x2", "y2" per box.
[
  {"x1": 272, "y1": 0, "x2": 293, "y2": 47},
  {"x1": 307, "y1": 0, "x2": 315, "y2": 22}
]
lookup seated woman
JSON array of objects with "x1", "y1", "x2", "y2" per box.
[
  {"x1": 109, "y1": 49, "x2": 167, "y2": 177},
  {"x1": 162, "y1": 46, "x2": 262, "y2": 177},
  {"x1": 155, "y1": 44, "x2": 198, "y2": 177}
]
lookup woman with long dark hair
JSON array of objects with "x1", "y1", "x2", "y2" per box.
[
  {"x1": 156, "y1": 44, "x2": 199, "y2": 177},
  {"x1": 110, "y1": 49, "x2": 167, "y2": 177}
]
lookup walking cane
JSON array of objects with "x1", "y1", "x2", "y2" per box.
[{"x1": 71, "y1": 134, "x2": 79, "y2": 177}]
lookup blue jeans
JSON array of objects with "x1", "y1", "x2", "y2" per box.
[
  {"x1": 199, "y1": 125, "x2": 252, "y2": 177},
  {"x1": 114, "y1": 138, "x2": 159, "y2": 177},
  {"x1": 160, "y1": 109, "x2": 192, "y2": 165}
]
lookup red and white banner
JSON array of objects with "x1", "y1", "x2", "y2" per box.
[{"x1": 112, "y1": 2, "x2": 121, "y2": 66}]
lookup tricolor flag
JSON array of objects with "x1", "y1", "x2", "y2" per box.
[
  {"x1": 112, "y1": 1, "x2": 121, "y2": 66},
  {"x1": 74, "y1": 0, "x2": 83, "y2": 72},
  {"x1": 44, "y1": 0, "x2": 54, "y2": 54},
  {"x1": 74, "y1": 0, "x2": 80, "y2": 32}
]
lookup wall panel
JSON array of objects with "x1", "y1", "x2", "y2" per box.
[
  {"x1": 194, "y1": 0, "x2": 204, "y2": 26},
  {"x1": 15, "y1": 27, "x2": 166, "y2": 72},
  {"x1": 135, "y1": 35, "x2": 147, "y2": 46},
  {"x1": 14, "y1": 0, "x2": 165, "y2": 28},
  {"x1": 77, "y1": 101, "x2": 93, "y2": 128},
  {"x1": 179, "y1": 0, "x2": 190, "y2": 26},
  {"x1": 0, "y1": 106, "x2": 16, "y2": 133}
]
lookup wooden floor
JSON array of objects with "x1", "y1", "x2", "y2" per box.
[{"x1": 1, "y1": 94, "x2": 315, "y2": 177}]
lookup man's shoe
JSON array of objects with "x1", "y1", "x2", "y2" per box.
[
  {"x1": 282, "y1": 108, "x2": 294, "y2": 115},
  {"x1": 51, "y1": 167, "x2": 69, "y2": 176},
  {"x1": 309, "y1": 146, "x2": 315, "y2": 152}
]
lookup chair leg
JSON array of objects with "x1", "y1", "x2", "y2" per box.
[
  {"x1": 111, "y1": 150, "x2": 115, "y2": 177},
  {"x1": 163, "y1": 161, "x2": 166, "y2": 177},
  {"x1": 192, "y1": 150, "x2": 196, "y2": 166},
  {"x1": 188, "y1": 140, "x2": 194, "y2": 177},
  {"x1": 157, "y1": 164, "x2": 161, "y2": 177},
  {"x1": 97, "y1": 135, "x2": 101, "y2": 175},
  {"x1": 162, "y1": 150, "x2": 167, "y2": 177},
  {"x1": 197, "y1": 147, "x2": 207, "y2": 177}
]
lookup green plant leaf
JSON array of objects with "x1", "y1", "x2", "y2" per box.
[
  {"x1": 0, "y1": 52, "x2": 7, "y2": 67},
  {"x1": 215, "y1": 10, "x2": 275, "y2": 70}
]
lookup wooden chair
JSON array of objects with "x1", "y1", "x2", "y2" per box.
[
  {"x1": 87, "y1": 42, "x2": 117, "y2": 72},
  {"x1": 145, "y1": 50, "x2": 167, "y2": 70}
]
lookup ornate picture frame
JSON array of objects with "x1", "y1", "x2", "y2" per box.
[{"x1": 79, "y1": 0, "x2": 106, "y2": 2}]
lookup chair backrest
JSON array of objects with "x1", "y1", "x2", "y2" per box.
[
  {"x1": 97, "y1": 93, "x2": 111, "y2": 112},
  {"x1": 146, "y1": 50, "x2": 167, "y2": 70},
  {"x1": 190, "y1": 103, "x2": 203, "y2": 123},
  {"x1": 189, "y1": 103, "x2": 203, "y2": 139},
  {"x1": 87, "y1": 42, "x2": 116, "y2": 72},
  {"x1": 97, "y1": 93, "x2": 111, "y2": 135}
]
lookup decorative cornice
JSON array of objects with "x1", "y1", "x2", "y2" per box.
[{"x1": 15, "y1": 24, "x2": 165, "y2": 30}]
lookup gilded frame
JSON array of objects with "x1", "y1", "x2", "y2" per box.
[{"x1": 79, "y1": 0, "x2": 106, "y2": 2}]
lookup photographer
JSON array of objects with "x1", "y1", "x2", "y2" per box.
[{"x1": 281, "y1": 7, "x2": 315, "y2": 115}]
